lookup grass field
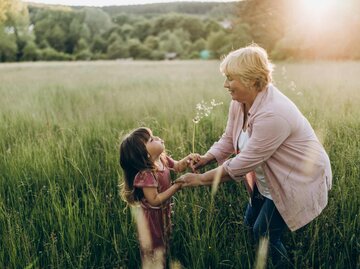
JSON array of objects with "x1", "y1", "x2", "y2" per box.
[{"x1": 0, "y1": 60, "x2": 359, "y2": 268}]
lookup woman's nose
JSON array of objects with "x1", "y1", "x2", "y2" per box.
[{"x1": 223, "y1": 79, "x2": 230, "y2": 88}]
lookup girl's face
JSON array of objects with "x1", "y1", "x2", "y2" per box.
[{"x1": 145, "y1": 131, "x2": 165, "y2": 160}]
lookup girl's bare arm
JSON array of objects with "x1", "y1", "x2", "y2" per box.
[{"x1": 142, "y1": 182, "x2": 182, "y2": 207}]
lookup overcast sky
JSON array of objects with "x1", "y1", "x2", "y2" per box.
[{"x1": 22, "y1": 0, "x2": 236, "y2": 7}]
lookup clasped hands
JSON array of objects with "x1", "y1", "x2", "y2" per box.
[{"x1": 174, "y1": 153, "x2": 212, "y2": 187}]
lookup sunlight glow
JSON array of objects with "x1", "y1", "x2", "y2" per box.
[
  {"x1": 299, "y1": 0, "x2": 339, "y2": 22},
  {"x1": 292, "y1": 0, "x2": 343, "y2": 33}
]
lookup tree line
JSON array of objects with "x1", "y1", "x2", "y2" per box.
[
  {"x1": 1, "y1": 0, "x2": 359, "y2": 62},
  {"x1": 0, "y1": 1, "x2": 244, "y2": 62}
]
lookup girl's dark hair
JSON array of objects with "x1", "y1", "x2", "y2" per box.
[{"x1": 119, "y1": 127, "x2": 155, "y2": 205}]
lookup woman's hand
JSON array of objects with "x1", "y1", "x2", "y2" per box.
[
  {"x1": 187, "y1": 153, "x2": 201, "y2": 170},
  {"x1": 175, "y1": 173, "x2": 203, "y2": 187},
  {"x1": 191, "y1": 153, "x2": 215, "y2": 172}
]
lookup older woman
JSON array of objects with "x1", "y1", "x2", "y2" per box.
[{"x1": 181, "y1": 44, "x2": 332, "y2": 264}]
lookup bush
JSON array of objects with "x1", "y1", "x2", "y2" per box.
[
  {"x1": 39, "y1": 47, "x2": 73, "y2": 61},
  {"x1": 107, "y1": 41, "x2": 129, "y2": 59},
  {"x1": 91, "y1": 53, "x2": 108, "y2": 60},
  {"x1": 150, "y1": 50, "x2": 165, "y2": 60},
  {"x1": 22, "y1": 42, "x2": 40, "y2": 61},
  {"x1": 0, "y1": 33, "x2": 17, "y2": 62},
  {"x1": 75, "y1": 49, "x2": 92, "y2": 60},
  {"x1": 128, "y1": 38, "x2": 150, "y2": 59}
]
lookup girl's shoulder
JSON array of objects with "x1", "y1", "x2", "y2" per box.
[
  {"x1": 162, "y1": 155, "x2": 175, "y2": 169},
  {"x1": 134, "y1": 170, "x2": 158, "y2": 188}
]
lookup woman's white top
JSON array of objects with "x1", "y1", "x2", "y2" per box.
[{"x1": 238, "y1": 129, "x2": 272, "y2": 200}]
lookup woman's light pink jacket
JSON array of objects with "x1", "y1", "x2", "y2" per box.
[{"x1": 208, "y1": 84, "x2": 332, "y2": 231}]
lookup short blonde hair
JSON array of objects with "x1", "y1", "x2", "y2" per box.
[{"x1": 220, "y1": 44, "x2": 274, "y2": 91}]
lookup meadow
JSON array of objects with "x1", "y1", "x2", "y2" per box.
[{"x1": 0, "y1": 60, "x2": 359, "y2": 268}]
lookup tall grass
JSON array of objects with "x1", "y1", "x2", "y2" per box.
[{"x1": 0, "y1": 60, "x2": 359, "y2": 268}]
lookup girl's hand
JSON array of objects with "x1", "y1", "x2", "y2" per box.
[
  {"x1": 174, "y1": 153, "x2": 201, "y2": 173},
  {"x1": 192, "y1": 154, "x2": 215, "y2": 172},
  {"x1": 173, "y1": 179, "x2": 183, "y2": 190},
  {"x1": 186, "y1": 153, "x2": 201, "y2": 169}
]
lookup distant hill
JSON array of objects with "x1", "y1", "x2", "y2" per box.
[
  {"x1": 27, "y1": 1, "x2": 240, "y2": 19},
  {"x1": 99, "y1": 1, "x2": 239, "y2": 18}
]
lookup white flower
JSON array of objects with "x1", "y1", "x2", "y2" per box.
[
  {"x1": 192, "y1": 99, "x2": 223, "y2": 124},
  {"x1": 192, "y1": 116, "x2": 200, "y2": 124},
  {"x1": 289, "y1": 81, "x2": 296, "y2": 91}
]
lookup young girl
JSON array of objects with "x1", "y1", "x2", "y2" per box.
[{"x1": 119, "y1": 127, "x2": 195, "y2": 268}]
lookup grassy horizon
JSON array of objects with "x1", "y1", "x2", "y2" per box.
[{"x1": 0, "y1": 60, "x2": 359, "y2": 268}]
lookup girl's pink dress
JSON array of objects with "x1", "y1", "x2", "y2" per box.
[{"x1": 133, "y1": 156, "x2": 174, "y2": 263}]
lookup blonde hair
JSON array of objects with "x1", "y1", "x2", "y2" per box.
[{"x1": 220, "y1": 44, "x2": 274, "y2": 91}]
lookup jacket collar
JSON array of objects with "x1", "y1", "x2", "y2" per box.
[{"x1": 248, "y1": 83, "x2": 271, "y2": 118}]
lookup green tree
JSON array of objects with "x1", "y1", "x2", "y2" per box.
[
  {"x1": 74, "y1": 38, "x2": 89, "y2": 53},
  {"x1": 190, "y1": 38, "x2": 206, "y2": 53},
  {"x1": 32, "y1": 9, "x2": 81, "y2": 54},
  {"x1": 159, "y1": 31, "x2": 183, "y2": 54},
  {"x1": 91, "y1": 35, "x2": 107, "y2": 54},
  {"x1": 204, "y1": 19, "x2": 222, "y2": 36},
  {"x1": 75, "y1": 49, "x2": 92, "y2": 60},
  {"x1": 127, "y1": 38, "x2": 151, "y2": 59},
  {"x1": 144, "y1": 35, "x2": 159, "y2": 50},
  {"x1": 207, "y1": 30, "x2": 229, "y2": 58},
  {"x1": 173, "y1": 28, "x2": 190, "y2": 43},
  {"x1": 22, "y1": 41, "x2": 39, "y2": 61},
  {"x1": 0, "y1": 30, "x2": 17, "y2": 61},
  {"x1": 120, "y1": 24, "x2": 134, "y2": 38},
  {"x1": 113, "y1": 13, "x2": 134, "y2": 25},
  {"x1": 0, "y1": 0, "x2": 32, "y2": 61},
  {"x1": 179, "y1": 15, "x2": 205, "y2": 41},
  {"x1": 150, "y1": 13, "x2": 180, "y2": 35},
  {"x1": 107, "y1": 39, "x2": 129, "y2": 59},
  {"x1": 66, "y1": 16, "x2": 87, "y2": 54},
  {"x1": 107, "y1": 32, "x2": 122, "y2": 45},
  {"x1": 237, "y1": 0, "x2": 287, "y2": 51},
  {"x1": 228, "y1": 22, "x2": 252, "y2": 49},
  {"x1": 131, "y1": 20, "x2": 152, "y2": 42},
  {"x1": 0, "y1": 0, "x2": 28, "y2": 25},
  {"x1": 40, "y1": 46, "x2": 72, "y2": 61},
  {"x1": 0, "y1": 0, "x2": 10, "y2": 23},
  {"x1": 150, "y1": 50, "x2": 165, "y2": 60},
  {"x1": 83, "y1": 7, "x2": 112, "y2": 36},
  {"x1": 47, "y1": 24, "x2": 66, "y2": 51}
]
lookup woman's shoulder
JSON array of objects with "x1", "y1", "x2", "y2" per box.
[{"x1": 229, "y1": 100, "x2": 243, "y2": 117}]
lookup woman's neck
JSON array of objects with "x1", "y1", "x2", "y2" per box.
[
  {"x1": 242, "y1": 103, "x2": 252, "y2": 131},
  {"x1": 244, "y1": 103, "x2": 251, "y2": 114}
]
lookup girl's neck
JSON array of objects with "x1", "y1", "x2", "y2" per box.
[{"x1": 154, "y1": 158, "x2": 164, "y2": 170}]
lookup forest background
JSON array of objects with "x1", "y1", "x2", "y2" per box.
[
  {"x1": 1, "y1": 0, "x2": 359, "y2": 268},
  {"x1": 1, "y1": 0, "x2": 360, "y2": 62}
]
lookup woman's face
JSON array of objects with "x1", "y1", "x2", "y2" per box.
[{"x1": 223, "y1": 75, "x2": 255, "y2": 104}]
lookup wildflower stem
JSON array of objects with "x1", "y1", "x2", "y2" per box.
[{"x1": 192, "y1": 122, "x2": 196, "y2": 153}]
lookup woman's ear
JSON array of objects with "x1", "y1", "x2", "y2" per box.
[
  {"x1": 254, "y1": 79, "x2": 261, "y2": 89},
  {"x1": 249, "y1": 81, "x2": 256, "y2": 91}
]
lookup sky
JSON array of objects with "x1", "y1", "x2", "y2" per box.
[{"x1": 22, "y1": 0, "x2": 236, "y2": 7}]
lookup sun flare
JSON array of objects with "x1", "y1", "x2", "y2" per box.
[
  {"x1": 294, "y1": 0, "x2": 341, "y2": 28},
  {"x1": 302, "y1": 0, "x2": 338, "y2": 13}
]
